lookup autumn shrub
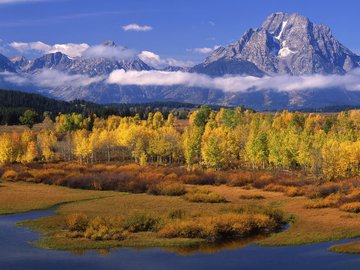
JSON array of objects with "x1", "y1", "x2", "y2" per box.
[
  {"x1": 305, "y1": 183, "x2": 342, "y2": 199},
  {"x1": 122, "y1": 214, "x2": 161, "y2": 232},
  {"x1": 344, "y1": 189, "x2": 360, "y2": 203},
  {"x1": 159, "y1": 213, "x2": 278, "y2": 241},
  {"x1": 339, "y1": 202, "x2": 360, "y2": 213},
  {"x1": 263, "y1": 184, "x2": 287, "y2": 192},
  {"x1": 65, "y1": 213, "x2": 89, "y2": 232},
  {"x1": 239, "y1": 194, "x2": 265, "y2": 200},
  {"x1": 117, "y1": 164, "x2": 142, "y2": 172},
  {"x1": 284, "y1": 187, "x2": 305, "y2": 197},
  {"x1": 159, "y1": 220, "x2": 205, "y2": 239},
  {"x1": 180, "y1": 174, "x2": 216, "y2": 185},
  {"x1": 28, "y1": 169, "x2": 66, "y2": 184},
  {"x1": 184, "y1": 189, "x2": 227, "y2": 203},
  {"x1": 227, "y1": 172, "x2": 253, "y2": 187},
  {"x1": 163, "y1": 173, "x2": 178, "y2": 181},
  {"x1": 305, "y1": 193, "x2": 343, "y2": 209},
  {"x1": 148, "y1": 181, "x2": 186, "y2": 196},
  {"x1": 208, "y1": 213, "x2": 277, "y2": 239},
  {"x1": 1, "y1": 170, "x2": 19, "y2": 181},
  {"x1": 225, "y1": 204, "x2": 286, "y2": 225},
  {"x1": 205, "y1": 170, "x2": 227, "y2": 185},
  {"x1": 84, "y1": 216, "x2": 125, "y2": 241},
  {"x1": 252, "y1": 174, "x2": 275, "y2": 188}
]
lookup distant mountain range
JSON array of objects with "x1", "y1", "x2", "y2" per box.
[{"x1": 1, "y1": 12, "x2": 360, "y2": 110}]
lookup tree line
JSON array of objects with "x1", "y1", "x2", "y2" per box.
[
  {"x1": 0, "y1": 106, "x2": 359, "y2": 179},
  {"x1": 0, "y1": 89, "x2": 213, "y2": 125}
]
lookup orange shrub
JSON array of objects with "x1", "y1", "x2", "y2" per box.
[
  {"x1": 65, "y1": 213, "x2": 89, "y2": 232},
  {"x1": 159, "y1": 213, "x2": 277, "y2": 241},
  {"x1": 227, "y1": 172, "x2": 253, "y2": 187},
  {"x1": 284, "y1": 187, "x2": 305, "y2": 197},
  {"x1": 252, "y1": 174, "x2": 275, "y2": 188},
  {"x1": 263, "y1": 184, "x2": 287, "y2": 192},
  {"x1": 1, "y1": 170, "x2": 19, "y2": 181},
  {"x1": 305, "y1": 182, "x2": 343, "y2": 199},
  {"x1": 184, "y1": 189, "x2": 227, "y2": 203},
  {"x1": 148, "y1": 181, "x2": 186, "y2": 196},
  {"x1": 305, "y1": 193, "x2": 343, "y2": 209},
  {"x1": 28, "y1": 169, "x2": 66, "y2": 184},
  {"x1": 339, "y1": 202, "x2": 360, "y2": 213}
]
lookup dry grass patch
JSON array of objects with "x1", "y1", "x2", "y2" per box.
[
  {"x1": 184, "y1": 189, "x2": 227, "y2": 203},
  {"x1": 0, "y1": 182, "x2": 113, "y2": 215},
  {"x1": 330, "y1": 241, "x2": 360, "y2": 254},
  {"x1": 239, "y1": 194, "x2": 265, "y2": 200}
]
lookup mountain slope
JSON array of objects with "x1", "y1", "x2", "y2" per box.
[
  {"x1": 201, "y1": 12, "x2": 360, "y2": 76},
  {"x1": 0, "y1": 54, "x2": 16, "y2": 72}
]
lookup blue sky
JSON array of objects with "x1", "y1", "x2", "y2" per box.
[{"x1": 1, "y1": 0, "x2": 360, "y2": 63}]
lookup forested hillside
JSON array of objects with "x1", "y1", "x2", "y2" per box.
[{"x1": 0, "y1": 89, "x2": 219, "y2": 125}]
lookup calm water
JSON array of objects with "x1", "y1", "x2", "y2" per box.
[{"x1": 0, "y1": 208, "x2": 359, "y2": 270}]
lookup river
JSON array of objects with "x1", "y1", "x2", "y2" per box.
[{"x1": 0, "y1": 207, "x2": 359, "y2": 270}]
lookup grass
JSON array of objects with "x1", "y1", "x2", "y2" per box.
[
  {"x1": 11, "y1": 183, "x2": 359, "y2": 253},
  {"x1": 329, "y1": 241, "x2": 360, "y2": 254},
  {"x1": 0, "y1": 181, "x2": 114, "y2": 215},
  {"x1": 1, "y1": 173, "x2": 360, "y2": 253}
]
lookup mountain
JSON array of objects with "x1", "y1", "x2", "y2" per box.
[
  {"x1": 199, "y1": 12, "x2": 360, "y2": 76},
  {"x1": 26, "y1": 52, "x2": 73, "y2": 73},
  {"x1": 10, "y1": 56, "x2": 30, "y2": 71},
  {"x1": 24, "y1": 41, "x2": 152, "y2": 76},
  {"x1": 191, "y1": 58, "x2": 264, "y2": 77},
  {"x1": 0, "y1": 15, "x2": 360, "y2": 110},
  {"x1": 0, "y1": 54, "x2": 15, "y2": 72}
]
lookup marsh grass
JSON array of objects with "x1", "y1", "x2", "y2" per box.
[{"x1": 184, "y1": 189, "x2": 227, "y2": 203}]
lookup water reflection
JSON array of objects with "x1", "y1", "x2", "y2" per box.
[{"x1": 1, "y1": 208, "x2": 359, "y2": 270}]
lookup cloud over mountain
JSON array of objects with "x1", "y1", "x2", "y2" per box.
[
  {"x1": 10, "y1": 41, "x2": 89, "y2": 57},
  {"x1": 1, "y1": 69, "x2": 103, "y2": 88},
  {"x1": 138, "y1": 51, "x2": 194, "y2": 68},
  {"x1": 107, "y1": 69, "x2": 360, "y2": 92}
]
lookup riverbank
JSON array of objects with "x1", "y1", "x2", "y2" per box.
[
  {"x1": 330, "y1": 241, "x2": 360, "y2": 254},
  {"x1": 1, "y1": 207, "x2": 359, "y2": 270},
  {"x1": 1, "y1": 181, "x2": 359, "y2": 253}
]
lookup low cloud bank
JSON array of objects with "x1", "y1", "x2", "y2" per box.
[
  {"x1": 107, "y1": 69, "x2": 360, "y2": 92},
  {"x1": 2, "y1": 68, "x2": 360, "y2": 93},
  {"x1": 10, "y1": 41, "x2": 89, "y2": 58},
  {"x1": 1, "y1": 69, "x2": 103, "y2": 88}
]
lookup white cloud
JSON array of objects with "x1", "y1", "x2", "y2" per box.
[
  {"x1": 48, "y1": 43, "x2": 89, "y2": 57},
  {"x1": 3, "y1": 67, "x2": 360, "y2": 94},
  {"x1": 193, "y1": 45, "x2": 221, "y2": 54},
  {"x1": 107, "y1": 69, "x2": 360, "y2": 92},
  {"x1": 33, "y1": 69, "x2": 103, "y2": 87},
  {"x1": 10, "y1": 41, "x2": 51, "y2": 53},
  {"x1": 0, "y1": 69, "x2": 103, "y2": 88},
  {"x1": 10, "y1": 41, "x2": 89, "y2": 57},
  {"x1": 122, "y1": 24, "x2": 153, "y2": 32},
  {"x1": 83, "y1": 45, "x2": 137, "y2": 60},
  {"x1": 138, "y1": 51, "x2": 195, "y2": 68}
]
